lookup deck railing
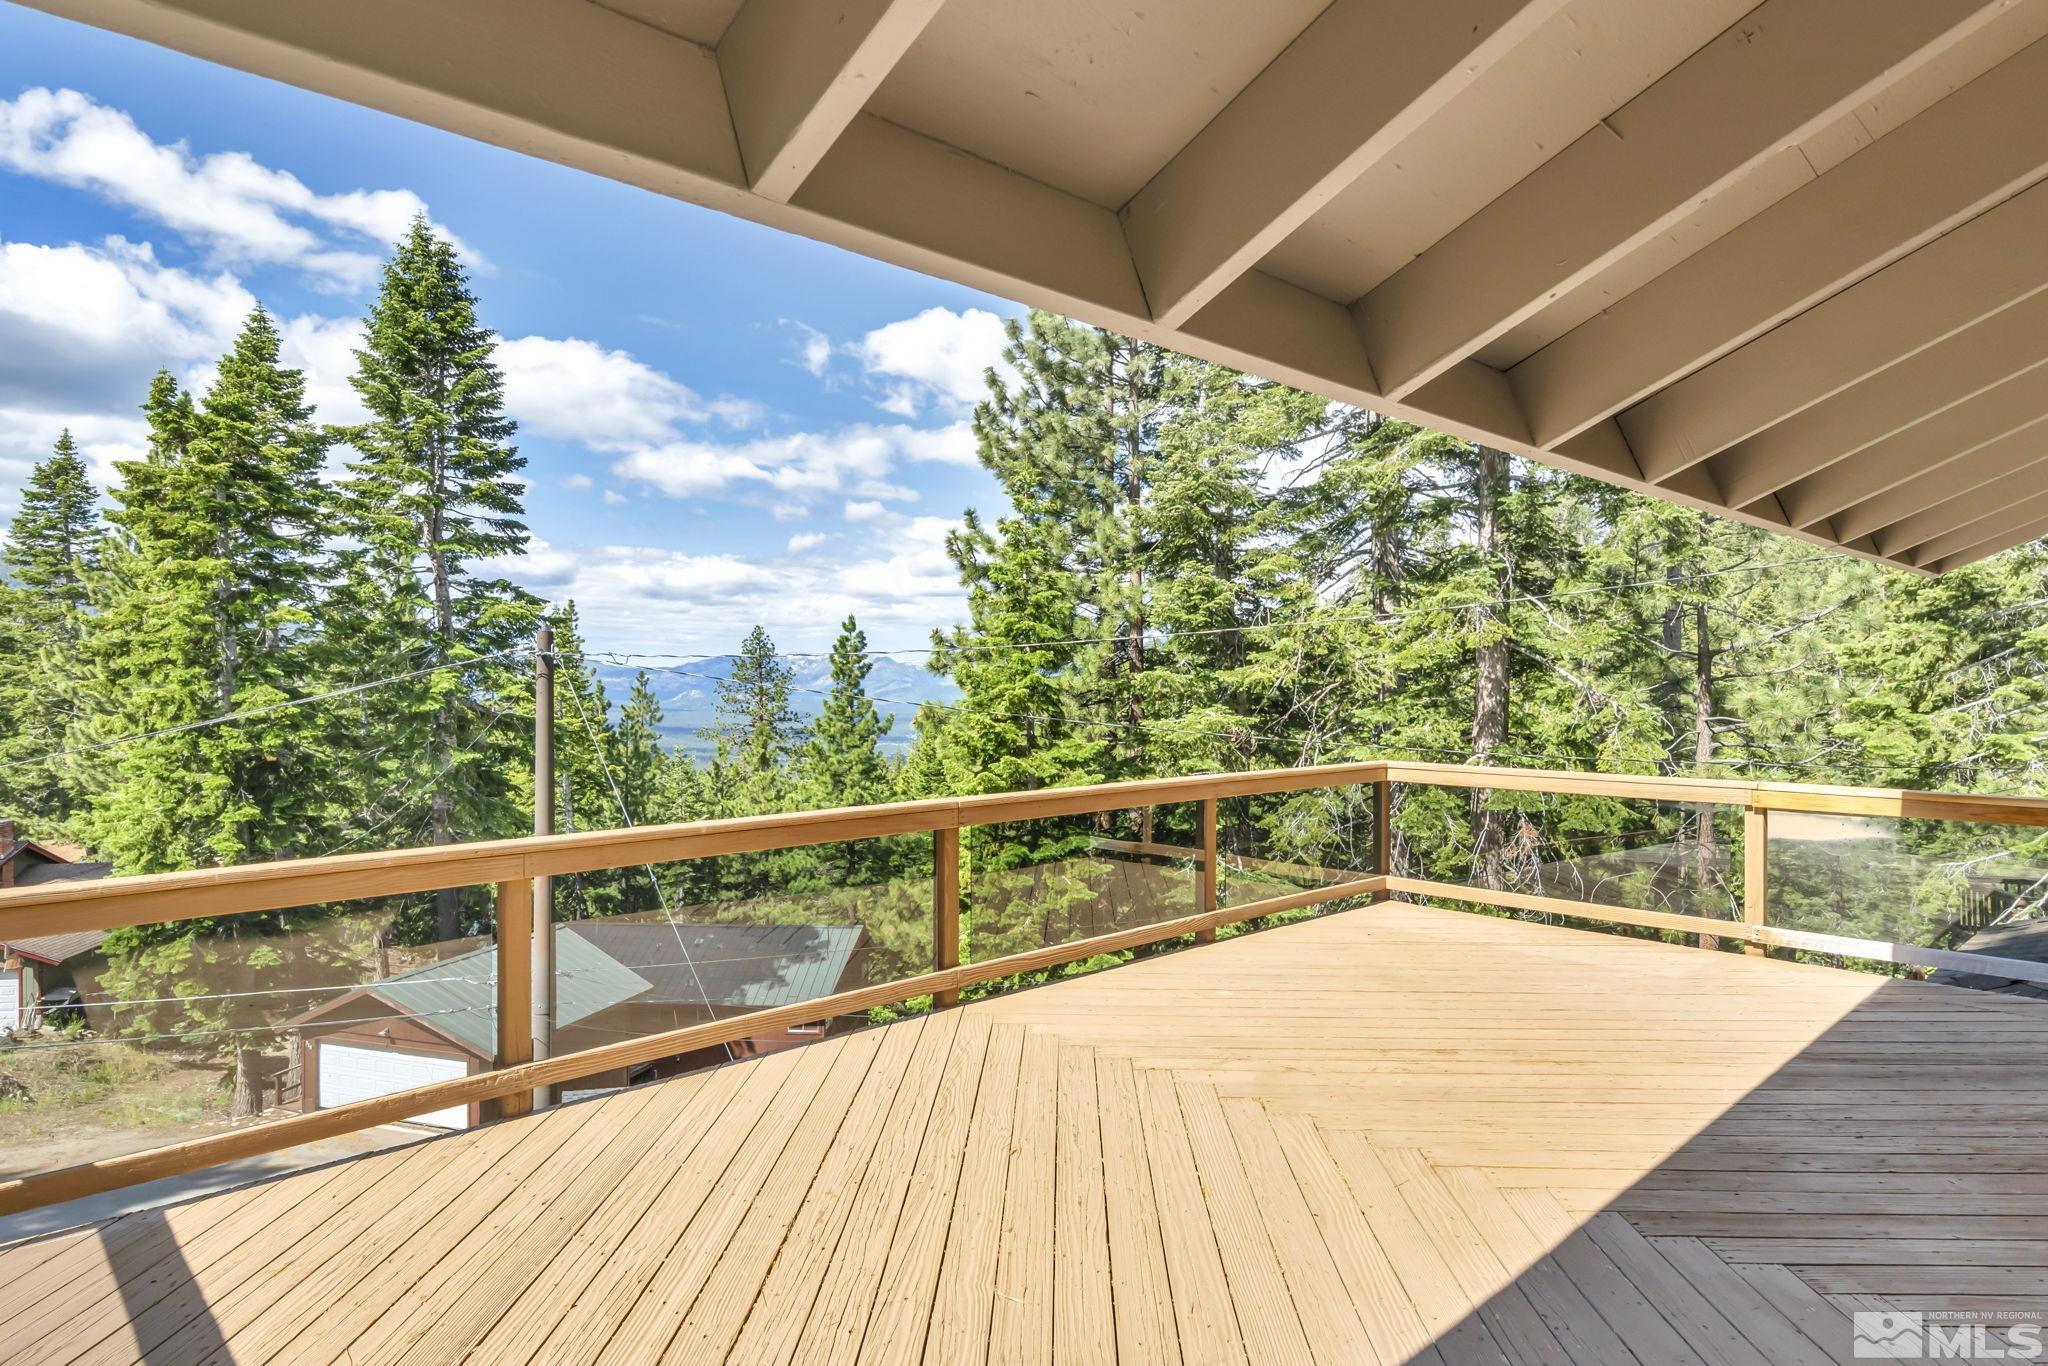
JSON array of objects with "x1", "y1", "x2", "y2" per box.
[{"x1": 1, "y1": 759, "x2": 2044, "y2": 1216}]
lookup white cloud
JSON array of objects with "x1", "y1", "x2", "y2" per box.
[
  {"x1": 602, "y1": 489, "x2": 628, "y2": 506},
  {"x1": 786, "y1": 531, "x2": 828, "y2": 553},
  {"x1": 609, "y1": 418, "x2": 972, "y2": 506},
  {"x1": 277, "y1": 312, "x2": 368, "y2": 425},
  {"x1": 495, "y1": 522, "x2": 965, "y2": 654},
  {"x1": 786, "y1": 320, "x2": 832, "y2": 377},
  {"x1": 0, "y1": 236, "x2": 251, "y2": 497},
  {"x1": 0, "y1": 236, "x2": 251, "y2": 407},
  {"x1": 0, "y1": 88, "x2": 476, "y2": 288},
  {"x1": 853, "y1": 306, "x2": 1012, "y2": 415},
  {"x1": 559, "y1": 473, "x2": 594, "y2": 491},
  {"x1": 497, "y1": 335, "x2": 760, "y2": 453},
  {"x1": 844, "y1": 500, "x2": 888, "y2": 524}
]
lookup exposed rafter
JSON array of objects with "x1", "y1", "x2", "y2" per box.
[
  {"x1": 718, "y1": 0, "x2": 946, "y2": 203},
  {"x1": 1510, "y1": 34, "x2": 2048, "y2": 449},
  {"x1": 1872, "y1": 459, "x2": 2048, "y2": 557},
  {"x1": 1714, "y1": 291, "x2": 2048, "y2": 510},
  {"x1": 1936, "y1": 509, "x2": 2048, "y2": 570},
  {"x1": 1621, "y1": 179, "x2": 2048, "y2": 482},
  {"x1": 1837, "y1": 435, "x2": 2048, "y2": 551},
  {"x1": 1120, "y1": 0, "x2": 1559, "y2": 329},
  {"x1": 1916, "y1": 490, "x2": 2048, "y2": 566},
  {"x1": 1350, "y1": 0, "x2": 2008, "y2": 401},
  {"x1": 1779, "y1": 367, "x2": 2048, "y2": 530}
]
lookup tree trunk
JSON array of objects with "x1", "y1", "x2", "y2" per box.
[
  {"x1": 1693, "y1": 601, "x2": 1719, "y2": 925},
  {"x1": 231, "y1": 1048, "x2": 264, "y2": 1117},
  {"x1": 1469, "y1": 446, "x2": 1511, "y2": 886}
]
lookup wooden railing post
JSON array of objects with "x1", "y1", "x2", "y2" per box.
[
  {"x1": 1196, "y1": 798, "x2": 1218, "y2": 943},
  {"x1": 1743, "y1": 804, "x2": 1768, "y2": 958},
  {"x1": 493, "y1": 876, "x2": 534, "y2": 1119},
  {"x1": 1373, "y1": 778, "x2": 1393, "y2": 887},
  {"x1": 933, "y1": 827, "x2": 961, "y2": 1007}
]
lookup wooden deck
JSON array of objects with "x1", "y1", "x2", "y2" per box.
[{"x1": 10, "y1": 900, "x2": 2048, "y2": 1365}]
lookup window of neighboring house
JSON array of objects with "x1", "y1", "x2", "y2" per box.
[{"x1": 786, "y1": 1020, "x2": 827, "y2": 1036}]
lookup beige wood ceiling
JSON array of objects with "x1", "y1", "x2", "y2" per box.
[{"x1": 28, "y1": 0, "x2": 2048, "y2": 573}]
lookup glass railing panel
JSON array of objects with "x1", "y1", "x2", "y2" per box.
[
  {"x1": 2, "y1": 897, "x2": 483, "y2": 1180},
  {"x1": 959, "y1": 801, "x2": 1200, "y2": 987},
  {"x1": 1389, "y1": 780, "x2": 1745, "y2": 926},
  {"x1": 1765, "y1": 811, "x2": 2048, "y2": 984},
  {"x1": 1215, "y1": 785, "x2": 1377, "y2": 909},
  {"x1": 543, "y1": 832, "x2": 933, "y2": 1088}
]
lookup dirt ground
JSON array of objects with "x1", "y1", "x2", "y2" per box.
[{"x1": 0, "y1": 1039, "x2": 233, "y2": 1177}]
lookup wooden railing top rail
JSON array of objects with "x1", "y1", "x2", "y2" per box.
[
  {"x1": 1385, "y1": 761, "x2": 2048, "y2": 824},
  {"x1": 0, "y1": 760, "x2": 1387, "y2": 938},
  {"x1": 4, "y1": 758, "x2": 2043, "y2": 942}
]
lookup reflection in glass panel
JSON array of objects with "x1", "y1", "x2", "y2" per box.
[
  {"x1": 2, "y1": 898, "x2": 485, "y2": 1180},
  {"x1": 1767, "y1": 812, "x2": 2048, "y2": 983},
  {"x1": 962, "y1": 803, "x2": 1200, "y2": 965},
  {"x1": 1215, "y1": 786, "x2": 1375, "y2": 908},
  {"x1": 546, "y1": 835, "x2": 935, "y2": 1085},
  {"x1": 1392, "y1": 783, "x2": 1743, "y2": 923}
]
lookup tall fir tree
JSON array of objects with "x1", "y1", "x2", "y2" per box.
[
  {"x1": 801, "y1": 615, "x2": 892, "y2": 809},
  {"x1": 704, "y1": 624, "x2": 803, "y2": 781},
  {"x1": 332, "y1": 216, "x2": 536, "y2": 940},
  {"x1": 85, "y1": 311, "x2": 331, "y2": 876},
  {"x1": 0, "y1": 430, "x2": 103, "y2": 821}
]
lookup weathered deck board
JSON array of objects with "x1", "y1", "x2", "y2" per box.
[{"x1": 13, "y1": 901, "x2": 2047, "y2": 1364}]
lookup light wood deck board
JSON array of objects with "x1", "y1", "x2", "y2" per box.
[{"x1": 20, "y1": 901, "x2": 2047, "y2": 1364}]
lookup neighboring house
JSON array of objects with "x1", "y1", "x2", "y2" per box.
[
  {"x1": 282, "y1": 921, "x2": 867, "y2": 1129},
  {"x1": 0, "y1": 818, "x2": 112, "y2": 1030}
]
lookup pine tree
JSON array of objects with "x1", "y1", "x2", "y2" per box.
[
  {"x1": 705, "y1": 625, "x2": 803, "y2": 780},
  {"x1": 616, "y1": 669, "x2": 668, "y2": 821},
  {"x1": 5, "y1": 429, "x2": 101, "y2": 625},
  {"x1": 0, "y1": 430, "x2": 103, "y2": 820},
  {"x1": 332, "y1": 216, "x2": 536, "y2": 940},
  {"x1": 86, "y1": 312, "x2": 331, "y2": 876},
  {"x1": 801, "y1": 616, "x2": 891, "y2": 809}
]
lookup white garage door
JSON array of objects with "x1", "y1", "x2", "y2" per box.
[
  {"x1": 316, "y1": 1042, "x2": 470, "y2": 1129},
  {"x1": 0, "y1": 974, "x2": 18, "y2": 1030}
]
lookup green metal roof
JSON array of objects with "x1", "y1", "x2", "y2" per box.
[{"x1": 366, "y1": 929, "x2": 651, "y2": 1057}]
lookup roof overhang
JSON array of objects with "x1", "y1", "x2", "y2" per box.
[{"x1": 24, "y1": 0, "x2": 2048, "y2": 573}]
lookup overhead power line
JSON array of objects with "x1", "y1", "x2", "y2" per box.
[{"x1": 0, "y1": 647, "x2": 526, "y2": 775}]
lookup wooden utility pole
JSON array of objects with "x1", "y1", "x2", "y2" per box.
[{"x1": 532, "y1": 622, "x2": 557, "y2": 1109}]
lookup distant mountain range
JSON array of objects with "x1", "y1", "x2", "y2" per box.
[{"x1": 590, "y1": 655, "x2": 962, "y2": 758}]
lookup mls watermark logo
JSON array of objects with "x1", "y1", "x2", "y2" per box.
[
  {"x1": 1857, "y1": 1313, "x2": 1926, "y2": 1360},
  {"x1": 1855, "y1": 1310, "x2": 2047, "y2": 1360}
]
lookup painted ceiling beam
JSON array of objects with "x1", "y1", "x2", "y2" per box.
[
  {"x1": 1620, "y1": 178, "x2": 2048, "y2": 482},
  {"x1": 1871, "y1": 458, "x2": 2048, "y2": 557},
  {"x1": 718, "y1": 0, "x2": 947, "y2": 203},
  {"x1": 1121, "y1": 0, "x2": 1559, "y2": 330},
  {"x1": 1351, "y1": 0, "x2": 2008, "y2": 401},
  {"x1": 1778, "y1": 365, "x2": 2048, "y2": 530},
  {"x1": 1511, "y1": 35, "x2": 2048, "y2": 449},
  {"x1": 1714, "y1": 290, "x2": 2048, "y2": 509}
]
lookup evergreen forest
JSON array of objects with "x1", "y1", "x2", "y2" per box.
[{"x1": 3, "y1": 221, "x2": 2046, "y2": 1054}]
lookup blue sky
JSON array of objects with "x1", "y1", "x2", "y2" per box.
[{"x1": 0, "y1": 2, "x2": 1023, "y2": 655}]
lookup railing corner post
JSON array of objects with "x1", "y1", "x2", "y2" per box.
[
  {"x1": 1196, "y1": 797, "x2": 1219, "y2": 943},
  {"x1": 933, "y1": 826, "x2": 961, "y2": 1007},
  {"x1": 1373, "y1": 777, "x2": 1393, "y2": 889},
  {"x1": 1743, "y1": 803, "x2": 1769, "y2": 958}
]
